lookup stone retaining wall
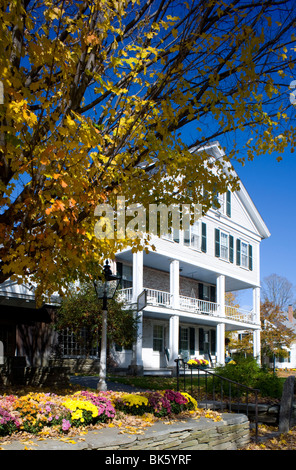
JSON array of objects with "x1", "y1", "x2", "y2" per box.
[
  {"x1": 0, "y1": 413, "x2": 250, "y2": 450},
  {"x1": 91, "y1": 414, "x2": 250, "y2": 451}
]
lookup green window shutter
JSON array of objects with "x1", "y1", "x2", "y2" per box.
[
  {"x1": 189, "y1": 328, "x2": 195, "y2": 355},
  {"x1": 248, "y1": 244, "x2": 253, "y2": 271},
  {"x1": 236, "y1": 239, "x2": 241, "y2": 266},
  {"x1": 201, "y1": 222, "x2": 207, "y2": 252},
  {"x1": 210, "y1": 330, "x2": 216, "y2": 355},
  {"x1": 117, "y1": 262, "x2": 123, "y2": 288},
  {"x1": 198, "y1": 283, "x2": 204, "y2": 300},
  {"x1": 226, "y1": 190, "x2": 231, "y2": 217},
  {"x1": 215, "y1": 229, "x2": 220, "y2": 257},
  {"x1": 229, "y1": 235, "x2": 234, "y2": 263},
  {"x1": 199, "y1": 328, "x2": 204, "y2": 354},
  {"x1": 210, "y1": 286, "x2": 216, "y2": 302}
]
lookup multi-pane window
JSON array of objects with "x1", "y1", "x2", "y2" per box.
[
  {"x1": 241, "y1": 242, "x2": 248, "y2": 268},
  {"x1": 184, "y1": 222, "x2": 200, "y2": 249},
  {"x1": 183, "y1": 222, "x2": 207, "y2": 252},
  {"x1": 179, "y1": 327, "x2": 189, "y2": 352},
  {"x1": 58, "y1": 328, "x2": 99, "y2": 357},
  {"x1": 213, "y1": 190, "x2": 231, "y2": 217},
  {"x1": 220, "y1": 232, "x2": 229, "y2": 260},
  {"x1": 236, "y1": 239, "x2": 253, "y2": 270},
  {"x1": 117, "y1": 263, "x2": 132, "y2": 288},
  {"x1": 153, "y1": 325, "x2": 163, "y2": 352}
]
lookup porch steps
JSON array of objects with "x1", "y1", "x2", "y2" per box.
[{"x1": 143, "y1": 368, "x2": 173, "y2": 376}]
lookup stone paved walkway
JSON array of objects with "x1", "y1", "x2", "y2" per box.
[{"x1": 70, "y1": 375, "x2": 150, "y2": 392}]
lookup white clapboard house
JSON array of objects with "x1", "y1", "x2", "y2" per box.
[
  {"x1": 0, "y1": 142, "x2": 270, "y2": 374},
  {"x1": 110, "y1": 142, "x2": 270, "y2": 374}
]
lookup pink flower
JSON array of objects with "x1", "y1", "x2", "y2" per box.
[{"x1": 62, "y1": 419, "x2": 71, "y2": 431}]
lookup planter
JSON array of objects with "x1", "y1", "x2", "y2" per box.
[{"x1": 188, "y1": 363, "x2": 208, "y2": 370}]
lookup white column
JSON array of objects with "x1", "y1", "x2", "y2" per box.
[
  {"x1": 168, "y1": 315, "x2": 179, "y2": 366},
  {"x1": 135, "y1": 312, "x2": 143, "y2": 368},
  {"x1": 216, "y1": 274, "x2": 225, "y2": 317},
  {"x1": 253, "y1": 287, "x2": 261, "y2": 364},
  {"x1": 132, "y1": 250, "x2": 144, "y2": 372},
  {"x1": 216, "y1": 323, "x2": 225, "y2": 366},
  {"x1": 132, "y1": 250, "x2": 143, "y2": 302},
  {"x1": 216, "y1": 275, "x2": 225, "y2": 365},
  {"x1": 170, "y1": 259, "x2": 180, "y2": 309}
]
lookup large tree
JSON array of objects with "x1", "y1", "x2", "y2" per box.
[
  {"x1": 1, "y1": 0, "x2": 296, "y2": 299},
  {"x1": 55, "y1": 283, "x2": 138, "y2": 353},
  {"x1": 261, "y1": 273, "x2": 295, "y2": 311},
  {"x1": 227, "y1": 300, "x2": 296, "y2": 362}
]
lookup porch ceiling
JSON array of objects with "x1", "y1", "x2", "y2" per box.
[{"x1": 116, "y1": 250, "x2": 254, "y2": 292}]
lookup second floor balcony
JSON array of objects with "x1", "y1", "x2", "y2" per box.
[{"x1": 118, "y1": 287, "x2": 257, "y2": 326}]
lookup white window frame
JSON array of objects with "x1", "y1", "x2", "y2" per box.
[
  {"x1": 153, "y1": 324, "x2": 164, "y2": 352},
  {"x1": 183, "y1": 221, "x2": 200, "y2": 251},
  {"x1": 179, "y1": 327, "x2": 189, "y2": 352},
  {"x1": 220, "y1": 231, "x2": 229, "y2": 261},
  {"x1": 213, "y1": 192, "x2": 225, "y2": 213},
  {"x1": 241, "y1": 241, "x2": 249, "y2": 268},
  {"x1": 162, "y1": 228, "x2": 180, "y2": 243}
]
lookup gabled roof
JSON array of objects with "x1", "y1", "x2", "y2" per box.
[{"x1": 190, "y1": 141, "x2": 270, "y2": 240}]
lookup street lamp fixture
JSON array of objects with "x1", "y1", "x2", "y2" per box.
[{"x1": 93, "y1": 260, "x2": 121, "y2": 391}]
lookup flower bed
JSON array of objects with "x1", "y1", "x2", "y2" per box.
[{"x1": 0, "y1": 389, "x2": 200, "y2": 438}]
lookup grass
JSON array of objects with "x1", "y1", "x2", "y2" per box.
[
  {"x1": 107, "y1": 370, "x2": 287, "y2": 402},
  {"x1": 108, "y1": 375, "x2": 181, "y2": 391}
]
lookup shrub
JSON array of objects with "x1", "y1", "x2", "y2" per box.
[
  {"x1": 214, "y1": 355, "x2": 283, "y2": 399},
  {"x1": 254, "y1": 373, "x2": 283, "y2": 398},
  {"x1": 215, "y1": 355, "x2": 261, "y2": 388}
]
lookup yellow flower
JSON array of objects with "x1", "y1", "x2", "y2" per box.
[
  {"x1": 121, "y1": 394, "x2": 148, "y2": 407},
  {"x1": 180, "y1": 392, "x2": 198, "y2": 411}
]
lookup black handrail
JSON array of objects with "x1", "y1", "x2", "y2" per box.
[{"x1": 175, "y1": 359, "x2": 259, "y2": 442}]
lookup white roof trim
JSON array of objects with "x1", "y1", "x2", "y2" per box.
[{"x1": 190, "y1": 141, "x2": 270, "y2": 240}]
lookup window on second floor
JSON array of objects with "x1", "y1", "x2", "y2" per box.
[
  {"x1": 236, "y1": 239, "x2": 253, "y2": 271},
  {"x1": 215, "y1": 229, "x2": 234, "y2": 263},
  {"x1": 117, "y1": 262, "x2": 133, "y2": 288},
  {"x1": 183, "y1": 221, "x2": 207, "y2": 252},
  {"x1": 216, "y1": 230, "x2": 253, "y2": 270}
]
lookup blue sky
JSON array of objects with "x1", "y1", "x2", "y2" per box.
[
  {"x1": 232, "y1": 144, "x2": 296, "y2": 306},
  {"x1": 234, "y1": 147, "x2": 296, "y2": 283}
]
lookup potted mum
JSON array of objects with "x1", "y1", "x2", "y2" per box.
[{"x1": 187, "y1": 358, "x2": 209, "y2": 369}]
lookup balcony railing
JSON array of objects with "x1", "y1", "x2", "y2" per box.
[
  {"x1": 118, "y1": 288, "x2": 257, "y2": 325},
  {"x1": 179, "y1": 295, "x2": 218, "y2": 315},
  {"x1": 146, "y1": 288, "x2": 172, "y2": 307},
  {"x1": 118, "y1": 287, "x2": 133, "y2": 302},
  {"x1": 225, "y1": 304, "x2": 256, "y2": 324}
]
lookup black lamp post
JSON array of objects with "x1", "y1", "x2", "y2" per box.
[{"x1": 93, "y1": 260, "x2": 121, "y2": 391}]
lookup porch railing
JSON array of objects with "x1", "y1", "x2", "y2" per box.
[
  {"x1": 118, "y1": 288, "x2": 257, "y2": 325},
  {"x1": 179, "y1": 295, "x2": 218, "y2": 315},
  {"x1": 175, "y1": 358, "x2": 259, "y2": 442},
  {"x1": 225, "y1": 304, "x2": 256, "y2": 324},
  {"x1": 146, "y1": 288, "x2": 172, "y2": 307},
  {"x1": 118, "y1": 287, "x2": 133, "y2": 302}
]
